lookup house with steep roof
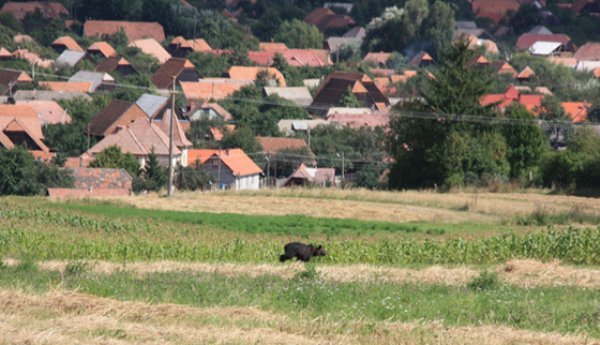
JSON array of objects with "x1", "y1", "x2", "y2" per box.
[
  {"x1": 363, "y1": 52, "x2": 391, "y2": 66},
  {"x1": 187, "y1": 148, "x2": 263, "y2": 190},
  {"x1": 407, "y1": 51, "x2": 435, "y2": 68},
  {"x1": 69, "y1": 71, "x2": 115, "y2": 92},
  {"x1": 0, "y1": 1, "x2": 68, "y2": 20},
  {"x1": 88, "y1": 117, "x2": 189, "y2": 168},
  {"x1": 516, "y1": 33, "x2": 574, "y2": 52},
  {"x1": 48, "y1": 168, "x2": 133, "y2": 199},
  {"x1": 96, "y1": 57, "x2": 137, "y2": 76},
  {"x1": 186, "y1": 102, "x2": 234, "y2": 122},
  {"x1": 87, "y1": 41, "x2": 117, "y2": 60},
  {"x1": 87, "y1": 99, "x2": 148, "y2": 138},
  {"x1": 152, "y1": 58, "x2": 199, "y2": 90},
  {"x1": 327, "y1": 109, "x2": 391, "y2": 129},
  {"x1": 248, "y1": 49, "x2": 331, "y2": 68},
  {"x1": 51, "y1": 36, "x2": 83, "y2": 54},
  {"x1": 490, "y1": 61, "x2": 518, "y2": 77},
  {"x1": 471, "y1": 0, "x2": 520, "y2": 24},
  {"x1": 167, "y1": 36, "x2": 212, "y2": 57},
  {"x1": 284, "y1": 163, "x2": 335, "y2": 187},
  {"x1": 136, "y1": 94, "x2": 169, "y2": 119},
  {"x1": 304, "y1": 7, "x2": 355, "y2": 32},
  {"x1": 55, "y1": 50, "x2": 86, "y2": 67},
  {"x1": 228, "y1": 66, "x2": 286, "y2": 87},
  {"x1": 15, "y1": 100, "x2": 71, "y2": 125},
  {"x1": 180, "y1": 79, "x2": 251, "y2": 102},
  {"x1": 481, "y1": 85, "x2": 544, "y2": 114},
  {"x1": 264, "y1": 86, "x2": 313, "y2": 107},
  {"x1": 128, "y1": 38, "x2": 172, "y2": 64},
  {"x1": 151, "y1": 109, "x2": 192, "y2": 151},
  {"x1": 311, "y1": 72, "x2": 390, "y2": 113},
  {"x1": 562, "y1": 101, "x2": 590, "y2": 123},
  {"x1": 83, "y1": 20, "x2": 166, "y2": 43},
  {"x1": 517, "y1": 66, "x2": 536, "y2": 82},
  {"x1": 258, "y1": 136, "x2": 315, "y2": 158},
  {"x1": 574, "y1": 42, "x2": 600, "y2": 73},
  {"x1": 0, "y1": 104, "x2": 48, "y2": 153},
  {"x1": 39, "y1": 81, "x2": 93, "y2": 93},
  {"x1": 0, "y1": 69, "x2": 32, "y2": 95}
]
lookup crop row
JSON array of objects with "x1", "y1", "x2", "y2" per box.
[{"x1": 0, "y1": 226, "x2": 598, "y2": 265}]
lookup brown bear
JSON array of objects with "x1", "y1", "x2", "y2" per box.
[{"x1": 279, "y1": 242, "x2": 327, "y2": 262}]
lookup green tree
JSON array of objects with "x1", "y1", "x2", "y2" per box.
[
  {"x1": 273, "y1": 19, "x2": 323, "y2": 49},
  {"x1": 502, "y1": 105, "x2": 547, "y2": 179},
  {"x1": 339, "y1": 86, "x2": 363, "y2": 107},
  {"x1": 140, "y1": 149, "x2": 167, "y2": 192},
  {"x1": 89, "y1": 146, "x2": 140, "y2": 177},
  {"x1": 187, "y1": 52, "x2": 229, "y2": 78},
  {"x1": 175, "y1": 164, "x2": 212, "y2": 191},
  {"x1": 221, "y1": 127, "x2": 263, "y2": 155},
  {"x1": 0, "y1": 146, "x2": 73, "y2": 195}
]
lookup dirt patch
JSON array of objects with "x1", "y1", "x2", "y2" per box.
[{"x1": 6, "y1": 259, "x2": 600, "y2": 288}]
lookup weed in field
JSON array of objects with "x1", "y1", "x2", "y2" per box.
[
  {"x1": 64, "y1": 261, "x2": 89, "y2": 277},
  {"x1": 467, "y1": 271, "x2": 499, "y2": 291}
]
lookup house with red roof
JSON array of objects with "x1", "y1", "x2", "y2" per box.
[
  {"x1": 180, "y1": 79, "x2": 251, "y2": 102},
  {"x1": 167, "y1": 36, "x2": 212, "y2": 57},
  {"x1": 0, "y1": 104, "x2": 49, "y2": 154},
  {"x1": 83, "y1": 20, "x2": 166, "y2": 43},
  {"x1": 87, "y1": 41, "x2": 117, "y2": 60},
  {"x1": 151, "y1": 58, "x2": 200, "y2": 90},
  {"x1": 51, "y1": 36, "x2": 83, "y2": 54},
  {"x1": 284, "y1": 163, "x2": 336, "y2": 187},
  {"x1": 86, "y1": 99, "x2": 148, "y2": 138},
  {"x1": 228, "y1": 66, "x2": 286, "y2": 87},
  {"x1": 247, "y1": 49, "x2": 331, "y2": 68},
  {"x1": 15, "y1": 100, "x2": 71, "y2": 125},
  {"x1": 0, "y1": 1, "x2": 68, "y2": 20},
  {"x1": 304, "y1": 7, "x2": 355, "y2": 32},
  {"x1": 88, "y1": 117, "x2": 191, "y2": 168},
  {"x1": 311, "y1": 72, "x2": 390, "y2": 113},
  {"x1": 515, "y1": 33, "x2": 575, "y2": 52},
  {"x1": 48, "y1": 168, "x2": 133, "y2": 199},
  {"x1": 481, "y1": 85, "x2": 544, "y2": 114},
  {"x1": 187, "y1": 148, "x2": 263, "y2": 190},
  {"x1": 562, "y1": 101, "x2": 590, "y2": 123}
]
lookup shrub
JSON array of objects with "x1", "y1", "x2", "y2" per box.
[{"x1": 467, "y1": 271, "x2": 499, "y2": 291}]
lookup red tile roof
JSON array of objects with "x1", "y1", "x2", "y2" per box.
[
  {"x1": 128, "y1": 38, "x2": 172, "y2": 64},
  {"x1": 15, "y1": 100, "x2": 71, "y2": 125},
  {"x1": 259, "y1": 42, "x2": 288, "y2": 52},
  {"x1": 39, "y1": 81, "x2": 92, "y2": 93},
  {"x1": 87, "y1": 41, "x2": 117, "y2": 58},
  {"x1": 228, "y1": 66, "x2": 286, "y2": 87},
  {"x1": 153, "y1": 109, "x2": 192, "y2": 148},
  {"x1": 187, "y1": 148, "x2": 263, "y2": 176},
  {"x1": 305, "y1": 8, "x2": 355, "y2": 32},
  {"x1": 48, "y1": 188, "x2": 131, "y2": 199},
  {"x1": 363, "y1": 52, "x2": 392, "y2": 65},
  {"x1": 574, "y1": 42, "x2": 600, "y2": 61},
  {"x1": 515, "y1": 33, "x2": 572, "y2": 50},
  {"x1": 152, "y1": 58, "x2": 198, "y2": 89},
  {"x1": 71, "y1": 167, "x2": 133, "y2": 190},
  {"x1": 0, "y1": 106, "x2": 48, "y2": 151},
  {"x1": 52, "y1": 36, "x2": 84, "y2": 52},
  {"x1": 247, "y1": 49, "x2": 331, "y2": 67},
  {"x1": 88, "y1": 100, "x2": 147, "y2": 137},
  {"x1": 84, "y1": 20, "x2": 166, "y2": 43},
  {"x1": 257, "y1": 136, "x2": 311, "y2": 155},
  {"x1": 0, "y1": 1, "x2": 68, "y2": 20},
  {"x1": 562, "y1": 102, "x2": 590, "y2": 123},
  {"x1": 481, "y1": 85, "x2": 544, "y2": 114},
  {"x1": 471, "y1": 0, "x2": 520, "y2": 23},
  {"x1": 517, "y1": 66, "x2": 535, "y2": 80},
  {"x1": 169, "y1": 36, "x2": 212, "y2": 52}
]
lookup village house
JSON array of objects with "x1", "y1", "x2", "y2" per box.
[
  {"x1": 15, "y1": 100, "x2": 71, "y2": 125},
  {"x1": 284, "y1": 164, "x2": 336, "y2": 187},
  {"x1": 128, "y1": 38, "x2": 172, "y2": 64},
  {"x1": 187, "y1": 148, "x2": 263, "y2": 190},
  {"x1": 167, "y1": 36, "x2": 212, "y2": 57},
  {"x1": 180, "y1": 79, "x2": 251, "y2": 102},
  {"x1": 55, "y1": 50, "x2": 86, "y2": 67},
  {"x1": 310, "y1": 72, "x2": 390, "y2": 113},
  {"x1": 86, "y1": 41, "x2": 117, "y2": 60},
  {"x1": 96, "y1": 57, "x2": 137, "y2": 76},
  {"x1": 304, "y1": 7, "x2": 355, "y2": 32},
  {"x1": 152, "y1": 58, "x2": 200, "y2": 90},
  {"x1": 83, "y1": 20, "x2": 166, "y2": 43},
  {"x1": 227, "y1": 66, "x2": 287, "y2": 87},
  {"x1": 51, "y1": 36, "x2": 83, "y2": 54},
  {"x1": 0, "y1": 1, "x2": 68, "y2": 21},
  {"x1": 87, "y1": 100, "x2": 147, "y2": 138},
  {"x1": 264, "y1": 86, "x2": 313, "y2": 107},
  {"x1": 0, "y1": 69, "x2": 32, "y2": 95},
  {"x1": 48, "y1": 168, "x2": 133, "y2": 199},
  {"x1": 0, "y1": 104, "x2": 49, "y2": 153}
]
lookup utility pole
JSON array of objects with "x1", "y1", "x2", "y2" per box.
[
  {"x1": 266, "y1": 153, "x2": 271, "y2": 187},
  {"x1": 341, "y1": 152, "x2": 345, "y2": 182},
  {"x1": 167, "y1": 75, "x2": 176, "y2": 197}
]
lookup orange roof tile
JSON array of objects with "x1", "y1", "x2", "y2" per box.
[
  {"x1": 228, "y1": 66, "x2": 286, "y2": 87},
  {"x1": 517, "y1": 66, "x2": 535, "y2": 80},
  {"x1": 593, "y1": 67, "x2": 600, "y2": 78},
  {"x1": 180, "y1": 81, "x2": 246, "y2": 101},
  {"x1": 0, "y1": 47, "x2": 12, "y2": 58},
  {"x1": 257, "y1": 136, "x2": 311, "y2": 155},
  {"x1": 188, "y1": 148, "x2": 263, "y2": 177},
  {"x1": 52, "y1": 36, "x2": 83, "y2": 52},
  {"x1": 259, "y1": 42, "x2": 288, "y2": 52},
  {"x1": 562, "y1": 101, "x2": 590, "y2": 123},
  {"x1": 39, "y1": 81, "x2": 92, "y2": 93},
  {"x1": 84, "y1": 20, "x2": 166, "y2": 43},
  {"x1": 15, "y1": 100, "x2": 71, "y2": 125},
  {"x1": 128, "y1": 38, "x2": 172, "y2": 64},
  {"x1": 87, "y1": 41, "x2": 117, "y2": 58}
]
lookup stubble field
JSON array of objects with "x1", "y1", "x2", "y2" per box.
[{"x1": 0, "y1": 188, "x2": 599, "y2": 344}]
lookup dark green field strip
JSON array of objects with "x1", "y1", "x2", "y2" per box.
[
  {"x1": 0, "y1": 264, "x2": 598, "y2": 339},
  {"x1": 49, "y1": 200, "x2": 456, "y2": 236}
]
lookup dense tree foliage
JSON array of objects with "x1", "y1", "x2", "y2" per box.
[
  {"x1": 0, "y1": 146, "x2": 74, "y2": 195},
  {"x1": 273, "y1": 20, "x2": 324, "y2": 49},
  {"x1": 361, "y1": 0, "x2": 454, "y2": 59},
  {"x1": 89, "y1": 146, "x2": 140, "y2": 178}
]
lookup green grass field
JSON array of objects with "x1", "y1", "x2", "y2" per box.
[{"x1": 1, "y1": 193, "x2": 599, "y2": 344}]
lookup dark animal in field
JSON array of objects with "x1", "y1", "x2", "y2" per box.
[{"x1": 279, "y1": 242, "x2": 327, "y2": 262}]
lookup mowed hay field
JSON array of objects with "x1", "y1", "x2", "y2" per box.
[{"x1": 1, "y1": 189, "x2": 599, "y2": 344}]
